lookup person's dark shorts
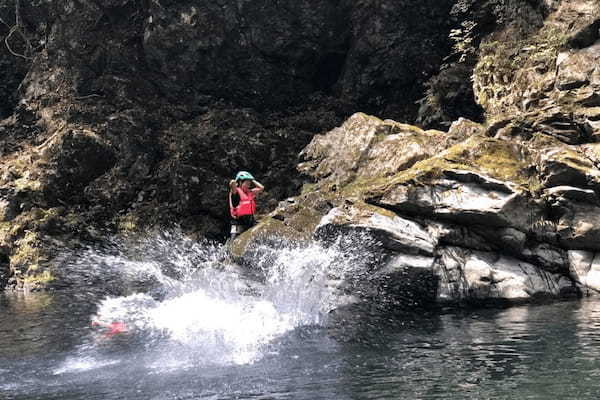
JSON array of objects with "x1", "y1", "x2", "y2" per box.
[{"x1": 230, "y1": 215, "x2": 256, "y2": 236}]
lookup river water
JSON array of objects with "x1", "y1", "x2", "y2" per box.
[{"x1": 2, "y1": 233, "x2": 600, "y2": 399}]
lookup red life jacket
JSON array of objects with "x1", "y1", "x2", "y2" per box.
[
  {"x1": 106, "y1": 322, "x2": 127, "y2": 336},
  {"x1": 230, "y1": 187, "x2": 256, "y2": 218},
  {"x1": 91, "y1": 320, "x2": 128, "y2": 337}
]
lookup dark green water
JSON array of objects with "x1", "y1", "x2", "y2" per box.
[
  {"x1": 2, "y1": 235, "x2": 600, "y2": 399},
  {"x1": 2, "y1": 291, "x2": 600, "y2": 400}
]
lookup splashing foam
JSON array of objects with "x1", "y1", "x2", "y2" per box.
[{"x1": 66, "y1": 231, "x2": 380, "y2": 367}]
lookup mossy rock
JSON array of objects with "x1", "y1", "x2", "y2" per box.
[
  {"x1": 229, "y1": 217, "x2": 310, "y2": 265},
  {"x1": 0, "y1": 206, "x2": 84, "y2": 290},
  {"x1": 362, "y1": 135, "x2": 534, "y2": 200},
  {"x1": 299, "y1": 112, "x2": 454, "y2": 187},
  {"x1": 23, "y1": 269, "x2": 55, "y2": 290},
  {"x1": 315, "y1": 200, "x2": 437, "y2": 255},
  {"x1": 229, "y1": 189, "x2": 336, "y2": 265},
  {"x1": 474, "y1": 23, "x2": 569, "y2": 118},
  {"x1": 9, "y1": 230, "x2": 55, "y2": 289},
  {"x1": 540, "y1": 146, "x2": 600, "y2": 189}
]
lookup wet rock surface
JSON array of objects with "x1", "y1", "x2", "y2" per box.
[
  {"x1": 234, "y1": 107, "x2": 600, "y2": 306},
  {"x1": 0, "y1": 0, "x2": 462, "y2": 290},
  {"x1": 2, "y1": 0, "x2": 600, "y2": 307}
]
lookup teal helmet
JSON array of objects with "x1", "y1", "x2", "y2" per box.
[{"x1": 235, "y1": 171, "x2": 254, "y2": 181}]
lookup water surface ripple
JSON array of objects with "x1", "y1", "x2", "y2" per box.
[{"x1": 1, "y1": 235, "x2": 600, "y2": 399}]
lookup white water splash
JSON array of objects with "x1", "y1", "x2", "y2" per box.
[
  {"x1": 54, "y1": 357, "x2": 121, "y2": 375},
  {"x1": 61, "y1": 231, "x2": 380, "y2": 369},
  {"x1": 149, "y1": 291, "x2": 293, "y2": 364}
]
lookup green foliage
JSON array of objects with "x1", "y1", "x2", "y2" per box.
[
  {"x1": 449, "y1": 20, "x2": 478, "y2": 63},
  {"x1": 474, "y1": 24, "x2": 569, "y2": 114}
]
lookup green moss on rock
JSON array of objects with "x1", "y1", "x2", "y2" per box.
[
  {"x1": 361, "y1": 135, "x2": 533, "y2": 200},
  {"x1": 23, "y1": 270, "x2": 55, "y2": 290},
  {"x1": 229, "y1": 217, "x2": 308, "y2": 261}
]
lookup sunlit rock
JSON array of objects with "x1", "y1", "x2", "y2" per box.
[
  {"x1": 315, "y1": 202, "x2": 436, "y2": 256},
  {"x1": 235, "y1": 108, "x2": 590, "y2": 305},
  {"x1": 539, "y1": 147, "x2": 600, "y2": 189},
  {"x1": 568, "y1": 250, "x2": 600, "y2": 294},
  {"x1": 544, "y1": 186, "x2": 597, "y2": 203},
  {"x1": 299, "y1": 113, "x2": 447, "y2": 186},
  {"x1": 435, "y1": 247, "x2": 572, "y2": 303},
  {"x1": 371, "y1": 172, "x2": 541, "y2": 232},
  {"x1": 557, "y1": 202, "x2": 600, "y2": 250},
  {"x1": 556, "y1": 42, "x2": 600, "y2": 90}
]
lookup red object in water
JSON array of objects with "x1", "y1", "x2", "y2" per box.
[
  {"x1": 91, "y1": 320, "x2": 128, "y2": 337},
  {"x1": 106, "y1": 322, "x2": 127, "y2": 336}
]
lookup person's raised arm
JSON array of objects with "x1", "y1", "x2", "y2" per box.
[{"x1": 251, "y1": 179, "x2": 264, "y2": 194}]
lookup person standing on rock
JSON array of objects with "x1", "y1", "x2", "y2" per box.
[{"x1": 229, "y1": 171, "x2": 264, "y2": 239}]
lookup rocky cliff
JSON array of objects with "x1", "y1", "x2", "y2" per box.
[
  {"x1": 1, "y1": 0, "x2": 599, "y2": 298},
  {"x1": 231, "y1": 0, "x2": 600, "y2": 307}
]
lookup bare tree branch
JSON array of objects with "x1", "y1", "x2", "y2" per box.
[
  {"x1": 4, "y1": 25, "x2": 31, "y2": 60},
  {"x1": 4, "y1": 26, "x2": 30, "y2": 60},
  {"x1": 0, "y1": 15, "x2": 11, "y2": 29},
  {"x1": 2, "y1": 0, "x2": 33, "y2": 60}
]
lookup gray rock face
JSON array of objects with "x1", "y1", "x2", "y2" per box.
[
  {"x1": 373, "y1": 174, "x2": 541, "y2": 232},
  {"x1": 313, "y1": 203, "x2": 573, "y2": 306},
  {"x1": 568, "y1": 250, "x2": 600, "y2": 294},
  {"x1": 44, "y1": 129, "x2": 117, "y2": 203},
  {"x1": 315, "y1": 204, "x2": 440, "y2": 308},
  {"x1": 435, "y1": 247, "x2": 571, "y2": 302},
  {"x1": 143, "y1": 0, "x2": 349, "y2": 108},
  {"x1": 539, "y1": 148, "x2": 600, "y2": 189},
  {"x1": 22, "y1": 0, "x2": 454, "y2": 115},
  {"x1": 556, "y1": 42, "x2": 600, "y2": 91},
  {"x1": 544, "y1": 186, "x2": 597, "y2": 203},
  {"x1": 316, "y1": 204, "x2": 436, "y2": 256},
  {"x1": 521, "y1": 243, "x2": 567, "y2": 273},
  {"x1": 473, "y1": 0, "x2": 600, "y2": 144},
  {"x1": 3, "y1": 0, "x2": 600, "y2": 300},
  {"x1": 299, "y1": 113, "x2": 387, "y2": 185},
  {"x1": 339, "y1": 0, "x2": 454, "y2": 111},
  {"x1": 299, "y1": 113, "x2": 446, "y2": 186},
  {"x1": 557, "y1": 202, "x2": 600, "y2": 250},
  {"x1": 234, "y1": 110, "x2": 600, "y2": 308}
]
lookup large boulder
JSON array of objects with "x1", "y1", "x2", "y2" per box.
[
  {"x1": 315, "y1": 202, "x2": 436, "y2": 256},
  {"x1": 299, "y1": 113, "x2": 443, "y2": 186},
  {"x1": 362, "y1": 134, "x2": 544, "y2": 232},
  {"x1": 370, "y1": 172, "x2": 540, "y2": 231},
  {"x1": 315, "y1": 204, "x2": 574, "y2": 305},
  {"x1": 435, "y1": 247, "x2": 573, "y2": 303},
  {"x1": 303, "y1": 203, "x2": 440, "y2": 309},
  {"x1": 232, "y1": 111, "x2": 591, "y2": 308}
]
